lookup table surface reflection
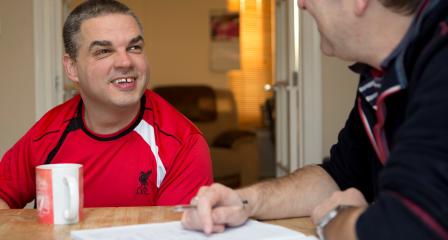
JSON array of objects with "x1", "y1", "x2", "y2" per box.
[{"x1": 0, "y1": 207, "x2": 315, "y2": 240}]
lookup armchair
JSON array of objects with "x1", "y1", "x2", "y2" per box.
[{"x1": 152, "y1": 85, "x2": 259, "y2": 187}]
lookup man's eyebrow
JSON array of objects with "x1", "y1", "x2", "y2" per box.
[
  {"x1": 87, "y1": 35, "x2": 144, "y2": 52},
  {"x1": 129, "y1": 35, "x2": 144, "y2": 45},
  {"x1": 88, "y1": 40, "x2": 112, "y2": 52}
]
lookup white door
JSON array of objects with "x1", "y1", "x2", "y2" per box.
[{"x1": 274, "y1": 0, "x2": 322, "y2": 175}]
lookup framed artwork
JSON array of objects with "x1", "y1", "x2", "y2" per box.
[{"x1": 209, "y1": 10, "x2": 240, "y2": 72}]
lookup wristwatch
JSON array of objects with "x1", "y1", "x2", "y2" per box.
[{"x1": 316, "y1": 205, "x2": 350, "y2": 240}]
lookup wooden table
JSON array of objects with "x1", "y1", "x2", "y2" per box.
[{"x1": 0, "y1": 207, "x2": 315, "y2": 240}]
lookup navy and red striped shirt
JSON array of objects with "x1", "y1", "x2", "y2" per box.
[{"x1": 322, "y1": 0, "x2": 448, "y2": 239}]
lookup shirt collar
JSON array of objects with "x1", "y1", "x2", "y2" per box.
[{"x1": 381, "y1": 0, "x2": 438, "y2": 69}]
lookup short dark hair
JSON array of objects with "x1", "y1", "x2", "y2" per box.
[
  {"x1": 63, "y1": 0, "x2": 143, "y2": 59},
  {"x1": 379, "y1": 0, "x2": 422, "y2": 15}
]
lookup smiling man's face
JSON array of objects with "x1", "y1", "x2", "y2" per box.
[{"x1": 66, "y1": 13, "x2": 148, "y2": 110}]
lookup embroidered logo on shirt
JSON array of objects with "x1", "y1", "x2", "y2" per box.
[{"x1": 136, "y1": 170, "x2": 152, "y2": 195}]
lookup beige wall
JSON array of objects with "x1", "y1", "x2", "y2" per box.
[
  {"x1": 321, "y1": 55, "x2": 358, "y2": 158},
  {"x1": 0, "y1": 1, "x2": 35, "y2": 156},
  {"x1": 141, "y1": 0, "x2": 229, "y2": 89}
]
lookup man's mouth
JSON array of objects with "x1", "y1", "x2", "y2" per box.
[{"x1": 111, "y1": 77, "x2": 136, "y2": 84}]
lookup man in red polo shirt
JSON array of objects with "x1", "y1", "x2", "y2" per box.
[{"x1": 0, "y1": 0, "x2": 213, "y2": 208}]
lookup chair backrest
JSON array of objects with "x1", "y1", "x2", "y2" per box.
[
  {"x1": 152, "y1": 85, "x2": 217, "y2": 122},
  {"x1": 153, "y1": 85, "x2": 239, "y2": 143},
  {"x1": 197, "y1": 89, "x2": 238, "y2": 143}
]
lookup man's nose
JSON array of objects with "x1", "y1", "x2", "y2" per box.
[{"x1": 114, "y1": 50, "x2": 132, "y2": 68}]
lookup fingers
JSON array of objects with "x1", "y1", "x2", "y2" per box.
[
  {"x1": 181, "y1": 183, "x2": 249, "y2": 234},
  {"x1": 196, "y1": 187, "x2": 219, "y2": 234},
  {"x1": 212, "y1": 204, "x2": 248, "y2": 227},
  {"x1": 180, "y1": 184, "x2": 226, "y2": 234},
  {"x1": 180, "y1": 209, "x2": 197, "y2": 229},
  {"x1": 181, "y1": 208, "x2": 225, "y2": 234}
]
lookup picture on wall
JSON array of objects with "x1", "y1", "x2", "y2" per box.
[{"x1": 209, "y1": 10, "x2": 240, "y2": 72}]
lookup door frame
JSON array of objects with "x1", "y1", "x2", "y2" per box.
[
  {"x1": 299, "y1": 12, "x2": 323, "y2": 166},
  {"x1": 33, "y1": 0, "x2": 64, "y2": 120},
  {"x1": 274, "y1": 0, "x2": 322, "y2": 174}
]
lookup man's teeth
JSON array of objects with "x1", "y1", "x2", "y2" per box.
[{"x1": 113, "y1": 78, "x2": 134, "y2": 84}]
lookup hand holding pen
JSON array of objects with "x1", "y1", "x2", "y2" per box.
[{"x1": 179, "y1": 183, "x2": 251, "y2": 234}]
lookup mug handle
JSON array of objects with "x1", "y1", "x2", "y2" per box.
[{"x1": 63, "y1": 175, "x2": 79, "y2": 221}]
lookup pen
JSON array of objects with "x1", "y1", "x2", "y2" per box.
[{"x1": 173, "y1": 200, "x2": 249, "y2": 212}]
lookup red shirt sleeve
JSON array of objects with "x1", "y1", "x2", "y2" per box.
[
  {"x1": 0, "y1": 131, "x2": 37, "y2": 208},
  {"x1": 156, "y1": 133, "x2": 213, "y2": 205}
]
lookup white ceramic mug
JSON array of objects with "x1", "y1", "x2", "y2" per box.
[{"x1": 36, "y1": 163, "x2": 83, "y2": 224}]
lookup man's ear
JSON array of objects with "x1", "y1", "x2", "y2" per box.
[
  {"x1": 63, "y1": 54, "x2": 79, "y2": 83},
  {"x1": 354, "y1": 0, "x2": 369, "y2": 16}
]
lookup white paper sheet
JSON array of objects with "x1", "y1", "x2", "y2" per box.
[{"x1": 71, "y1": 220, "x2": 318, "y2": 240}]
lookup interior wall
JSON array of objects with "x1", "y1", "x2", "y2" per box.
[
  {"x1": 142, "y1": 0, "x2": 228, "y2": 89},
  {"x1": 0, "y1": 1, "x2": 35, "y2": 156},
  {"x1": 321, "y1": 55, "x2": 358, "y2": 158}
]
